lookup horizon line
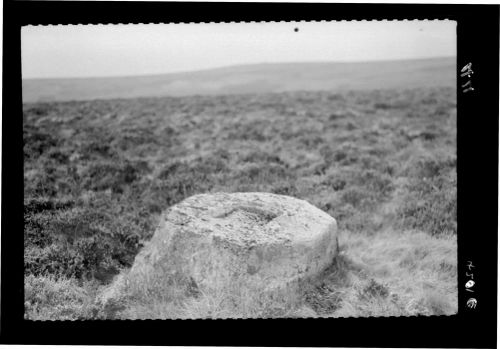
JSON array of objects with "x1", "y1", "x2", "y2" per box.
[{"x1": 23, "y1": 55, "x2": 456, "y2": 81}]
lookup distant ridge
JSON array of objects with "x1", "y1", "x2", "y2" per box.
[{"x1": 22, "y1": 57, "x2": 456, "y2": 103}]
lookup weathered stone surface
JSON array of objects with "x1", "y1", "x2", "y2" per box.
[{"x1": 102, "y1": 192, "x2": 338, "y2": 307}]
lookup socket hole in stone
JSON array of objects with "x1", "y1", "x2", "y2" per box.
[{"x1": 216, "y1": 206, "x2": 279, "y2": 226}]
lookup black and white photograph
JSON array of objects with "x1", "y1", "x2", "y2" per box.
[{"x1": 22, "y1": 20, "x2": 459, "y2": 320}]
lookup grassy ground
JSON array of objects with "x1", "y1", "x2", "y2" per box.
[{"x1": 24, "y1": 87, "x2": 457, "y2": 319}]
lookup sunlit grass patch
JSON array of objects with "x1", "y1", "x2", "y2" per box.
[
  {"x1": 327, "y1": 229, "x2": 457, "y2": 317},
  {"x1": 24, "y1": 274, "x2": 101, "y2": 320}
]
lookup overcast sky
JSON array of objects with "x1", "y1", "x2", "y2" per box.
[{"x1": 22, "y1": 20, "x2": 456, "y2": 79}]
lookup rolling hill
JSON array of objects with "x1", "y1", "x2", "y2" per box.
[{"x1": 22, "y1": 57, "x2": 455, "y2": 103}]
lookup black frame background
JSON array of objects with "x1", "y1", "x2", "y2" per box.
[{"x1": 2, "y1": 2, "x2": 498, "y2": 347}]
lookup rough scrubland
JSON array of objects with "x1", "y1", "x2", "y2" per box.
[{"x1": 24, "y1": 87, "x2": 457, "y2": 319}]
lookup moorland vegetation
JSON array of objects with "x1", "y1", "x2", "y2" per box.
[{"x1": 24, "y1": 87, "x2": 457, "y2": 319}]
